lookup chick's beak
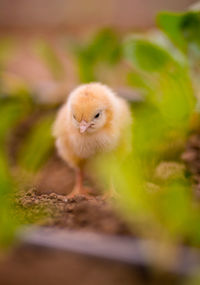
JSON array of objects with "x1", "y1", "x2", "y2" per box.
[{"x1": 79, "y1": 120, "x2": 91, "y2": 133}]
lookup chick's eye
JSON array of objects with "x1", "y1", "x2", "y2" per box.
[{"x1": 94, "y1": 112, "x2": 100, "y2": 119}]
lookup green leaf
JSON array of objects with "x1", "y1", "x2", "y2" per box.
[
  {"x1": 157, "y1": 11, "x2": 200, "y2": 52},
  {"x1": 124, "y1": 37, "x2": 195, "y2": 126},
  {"x1": 155, "y1": 67, "x2": 195, "y2": 126},
  {"x1": 77, "y1": 51, "x2": 96, "y2": 82},
  {"x1": 35, "y1": 40, "x2": 65, "y2": 80},
  {"x1": 124, "y1": 38, "x2": 173, "y2": 72},
  {"x1": 72, "y1": 28, "x2": 121, "y2": 82},
  {"x1": 0, "y1": 100, "x2": 27, "y2": 142},
  {"x1": 127, "y1": 71, "x2": 152, "y2": 94},
  {"x1": 19, "y1": 115, "x2": 54, "y2": 172},
  {"x1": 0, "y1": 99, "x2": 29, "y2": 248},
  {"x1": 88, "y1": 28, "x2": 121, "y2": 64},
  {"x1": 157, "y1": 12, "x2": 186, "y2": 50}
]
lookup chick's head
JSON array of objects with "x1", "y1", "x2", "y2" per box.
[{"x1": 69, "y1": 83, "x2": 115, "y2": 134}]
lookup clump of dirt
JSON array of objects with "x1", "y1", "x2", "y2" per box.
[
  {"x1": 182, "y1": 133, "x2": 200, "y2": 198},
  {"x1": 16, "y1": 188, "x2": 133, "y2": 236}
]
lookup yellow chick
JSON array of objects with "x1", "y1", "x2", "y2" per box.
[{"x1": 53, "y1": 82, "x2": 132, "y2": 198}]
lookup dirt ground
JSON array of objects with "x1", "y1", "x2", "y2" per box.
[
  {"x1": 182, "y1": 132, "x2": 200, "y2": 199},
  {"x1": 14, "y1": 128, "x2": 200, "y2": 237},
  {"x1": 16, "y1": 180, "x2": 133, "y2": 236},
  {"x1": 14, "y1": 149, "x2": 133, "y2": 236}
]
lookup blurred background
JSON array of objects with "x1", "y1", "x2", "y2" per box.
[
  {"x1": 0, "y1": 0, "x2": 196, "y2": 103},
  {"x1": 0, "y1": 0, "x2": 196, "y2": 30}
]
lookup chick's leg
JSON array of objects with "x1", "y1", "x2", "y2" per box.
[{"x1": 67, "y1": 169, "x2": 92, "y2": 198}]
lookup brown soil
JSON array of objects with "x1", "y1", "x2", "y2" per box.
[
  {"x1": 182, "y1": 133, "x2": 200, "y2": 198},
  {"x1": 16, "y1": 131, "x2": 200, "y2": 237},
  {"x1": 15, "y1": 128, "x2": 200, "y2": 238},
  {"x1": 16, "y1": 186, "x2": 133, "y2": 236}
]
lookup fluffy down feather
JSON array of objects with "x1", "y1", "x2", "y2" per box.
[{"x1": 53, "y1": 83, "x2": 132, "y2": 170}]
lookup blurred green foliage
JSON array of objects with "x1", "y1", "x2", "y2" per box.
[
  {"x1": 0, "y1": 96, "x2": 54, "y2": 247},
  {"x1": 19, "y1": 114, "x2": 54, "y2": 172},
  {"x1": 124, "y1": 36, "x2": 195, "y2": 162},
  {"x1": 125, "y1": 38, "x2": 171, "y2": 71},
  {"x1": 0, "y1": 96, "x2": 32, "y2": 246},
  {"x1": 157, "y1": 11, "x2": 200, "y2": 54},
  {"x1": 97, "y1": 9, "x2": 200, "y2": 247},
  {"x1": 35, "y1": 39, "x2": 65, "y2": 80},
  {"x1": 0, "y1": 38, "x2": 14, "y2": 69},
  {"x1": 73, "y1": 28, "x2": 122, "y2": 82},
  {"x1": 157, "y1": 10, "x2": 200, "y2": 98},
  {"x1": 0, "y1": 39, "x2": 29, "y2": 246},
  {"x1": 0, "y1": 37, "x2": 55, "y2": 247}
]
